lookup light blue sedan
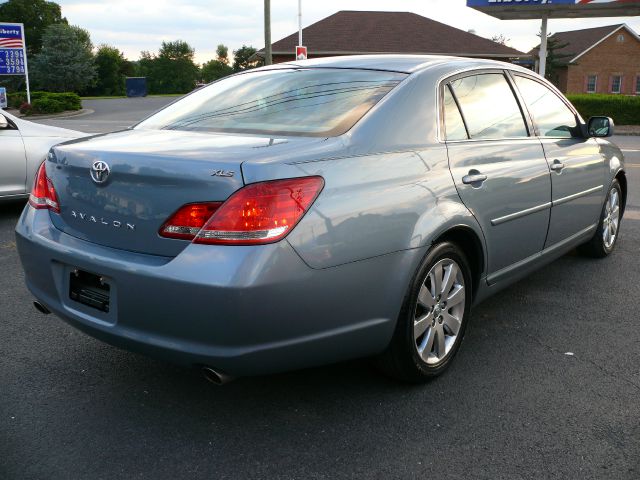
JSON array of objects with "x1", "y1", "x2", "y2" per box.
[{"x1": 15, "y1": 56, "x2": 626, "y2": 384}]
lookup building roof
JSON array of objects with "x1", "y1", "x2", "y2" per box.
[
  {"x1": 260, "y1": 10, "x2": 526, "y2": 59},
  {"x1": 528, "y1": 24, "x2": 640, "y2": 63}
]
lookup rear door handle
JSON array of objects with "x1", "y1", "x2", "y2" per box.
[
  {"x1": 462, "y1": 172, "x2": 488, "y2": 186},
  {"x1": 550, "y1": 160, "x2": 565, "y2": 173}
]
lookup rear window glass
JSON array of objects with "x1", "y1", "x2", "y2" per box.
[
  {"x1": 136, "y1": 68, "x2": 407, "y2": 137},
  {"x1": 449, "y1": 74, "x2": 528, "y2": 140}
]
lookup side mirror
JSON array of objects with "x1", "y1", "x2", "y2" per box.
[
  {"x1": 588, "y1": 116, "x2": 614, "y2": 138},
  {"x1": 0, "y1": 114, "x2": 8, "y2": 130}
]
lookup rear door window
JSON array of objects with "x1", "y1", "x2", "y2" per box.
[
  {"x1": 449, "y1": 73, "x2": 528, "y2": 140},
  {"x1": 443, "y1": 85, "x2": 468, "y2": 141},
  {"x1": 514, "y1": 75, "x2": 580, "y2": 138}
]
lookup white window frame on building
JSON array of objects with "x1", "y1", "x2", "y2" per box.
[
  {"x1": 586, "y1": 75, "x2": 598, "y2": 94},
  {"x1": 611, "y1": 75, "x2": 623, "y2": 94}
]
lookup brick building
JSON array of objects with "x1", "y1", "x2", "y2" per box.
[
  {"x1": 530, "y1": 24, "x2": 640, "y2": 95},
  {"x1": 257, "y1": 10, "x2": 526, "y2": 64}
]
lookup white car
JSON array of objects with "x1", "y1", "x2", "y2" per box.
[{"x1": 1, "y1": 109, "x2": 85, "y2": 200}]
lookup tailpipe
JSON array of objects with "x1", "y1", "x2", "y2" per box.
[
  {"x1": 201, "y1": 366, "x2": 235, "y2": 386},
  {"x1": 33, "y1": 301, "x2": 51, "y2": 315}
]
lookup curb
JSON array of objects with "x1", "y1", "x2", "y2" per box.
[{"x1": 14, "y1": 108, "x2": 94, "y2": 120}]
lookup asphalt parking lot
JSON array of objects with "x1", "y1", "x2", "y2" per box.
[
  {"x1": 33, "y1": 96, "x2": 181, "y2": 133},
  {"x1": 1, "y1": 99, "x2": 640, "y2": 479}
]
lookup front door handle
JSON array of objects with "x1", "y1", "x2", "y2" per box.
[
  {"x1": 462, "y1": 171, "x2": 488, "y2": 186},
  {"x1": 550, "y1": 160, "x2": 565, "y2": 173}
]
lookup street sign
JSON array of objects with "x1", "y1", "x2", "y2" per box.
[
  {"x1": 296, "y1": 46, "x2": 308, "y2": 60},
  {"x1": 0, "y1": 87, "x2": 7, "y2": 109},
  {"x1": 0, "y1": 23, "x2": 30, "y2": 103}
]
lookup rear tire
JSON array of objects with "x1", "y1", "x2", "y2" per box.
[
  {"x1": 376, "y1": 242, "x2": 472, "y2": 383},
  {"x1": 578, "y1": 180, "x2": 622, "y2": 258}
]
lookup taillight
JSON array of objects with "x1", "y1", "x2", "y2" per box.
[
  {"x1": 159, "y1": 202, "x2": 222, "y2": 240},
  {"x1": 159, "y1": 176, "x2": 324, "y2": 245},
  {"x1": 29, "y1": 162, "x2": 60, "y2": 213}
]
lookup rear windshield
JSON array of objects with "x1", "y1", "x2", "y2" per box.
[{"x1": 136, "y1": 68, "x2": 407, "y2": 137}]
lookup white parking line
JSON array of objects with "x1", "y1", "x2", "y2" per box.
[{"x1": 622, "y1": 149, "x2": 640, "y2": 153}]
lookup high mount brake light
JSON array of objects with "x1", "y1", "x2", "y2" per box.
[
  {"x1": 29, "y1": 162, "x2": 60, "y2": 213},
  {"x1": 159, "y1": 176, "x2": 324, "y2": 245}
]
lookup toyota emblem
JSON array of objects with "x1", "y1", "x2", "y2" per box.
[{"x1": 90, "y1": 161, "x2": 110, "y2": 184}]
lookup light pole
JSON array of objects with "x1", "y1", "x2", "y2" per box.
[
  {"x1": 264, "y1": 0, "x2": 272, "y2": 65},
  {"x1": 298, "y1": 0, "x2": 303, "y2": 47}
]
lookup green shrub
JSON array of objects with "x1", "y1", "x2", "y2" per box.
[
  {"x1": 31, "y1": 97, "x2": 66, "y2": 114},
  {"x1": 567, "y1": 94, "x2": 640, "y2": 126},
  {"x1": 8, "y1": 91, "x2": 82, "y2": 115}
]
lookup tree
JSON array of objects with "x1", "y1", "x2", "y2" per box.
[
  {"x1": 138, "y1": 40, "x2": 199, "y2": 94},
  {"x1": 232, "y1": 45, "x2": 259, "y2": 72},
  {"x1": 201, "y1": 59, "x2": 233, "y2": 83},
  {"x1": 0, "y1": 0, "x2": 67, "y2": 55},
  {"x1": 90, "y1": 45, "x2": 128, "y2": 96},
  {"x1": 491, "y1": 34, "x2": 510, "y2": 46},
  {"x1": 30, "y1": 23, "x2": 96, "y2": 93},
  {"x1": 200, "y1": 44, "x2": 233, "y2": 83},
  {"x1": 216, "y1": 44, "x2": 229, "y2": 64},
  {"x1": 536, "y1": 32, "x2": 572, "y2": 87}
]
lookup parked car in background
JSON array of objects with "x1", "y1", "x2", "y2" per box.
[
  {"x1": 0, "y1": 109, "x2": 85, "y2": 201},
  {"x1": 15, "y1": 56, "x2": 626, "y2": 384}
]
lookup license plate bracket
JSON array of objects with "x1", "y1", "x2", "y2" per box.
[{"x1": 69, "y1": 269, "x2": 110, "y2": 313}]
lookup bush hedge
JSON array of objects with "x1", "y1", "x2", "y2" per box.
[
  {"x1": 567, "y1": 94, "x2": 640, "y2": 126},
  {"x1": 7, "y1": 91, "x2": 82, "y2": 115}
]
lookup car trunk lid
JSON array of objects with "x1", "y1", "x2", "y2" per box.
[{"x1": 46, "y1": 129, "x2": 287, "y2": 257}]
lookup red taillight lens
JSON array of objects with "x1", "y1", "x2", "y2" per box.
[
  {"x1": 194, "y1": 176, "x2": 324, "y2": 245},
  {"x1": 29, "y1": 162, "x2": 60, "y2": 213},
  {"x1": 159, "y1": 202, "x2": 222, "y2": 240}
]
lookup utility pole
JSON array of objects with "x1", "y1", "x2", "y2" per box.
[{"x1": 264, "y1": 0, "x2": 272, "y2": 65}]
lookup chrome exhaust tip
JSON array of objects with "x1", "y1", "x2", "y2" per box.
[
  {"x1": 202, "y1": 366, "x2": 235, "y2": 386},
  {"x1": 33, "y1": 301, "x2": 51, "y2": 315}
]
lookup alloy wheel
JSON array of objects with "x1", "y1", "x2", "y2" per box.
[
  {"x1": 413, "y1": 258, "x2": 466, "y2": 365},
  {"x1": 603, "y1": 187, "x2": 621, "y2": 250}
]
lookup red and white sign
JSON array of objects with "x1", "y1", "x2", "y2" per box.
[{"x1": 296, "y1": 46, "x2": 307, "y2": 60}]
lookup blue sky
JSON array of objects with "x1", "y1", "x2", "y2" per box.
[{"x1": 43, "y1": 0, "x2": 640, "y2": 63}]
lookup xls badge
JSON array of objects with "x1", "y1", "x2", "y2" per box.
[{"x1": 90, "y1": 161, "x2": 110, "y2": 184}]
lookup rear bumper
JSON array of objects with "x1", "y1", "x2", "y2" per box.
[{"x1": 15, "y1": 207, "x2": 421, "y2": 376}]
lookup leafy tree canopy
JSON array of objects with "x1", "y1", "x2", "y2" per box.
[
  {"x1": 201, "y1": 59, "x2": 233, "y2": 83},
  {"x1": 88, "y1": 45, "x2": 130, "y2": 96},
  {"x1": 139, "y1": 40, "x2": 199, "y2": 94},
  {"x1": 232, "y1": 45, "x2": 259, "y2": 72},
  {"x1": 216, "y1": 44, "x2": 229, "y2": 64},
  {"x1": 30, "y1": 23, "x2": 96, "y2": 93},
  {"x1": 0, "y1": 0, "x2": 67, "y2": 55}
]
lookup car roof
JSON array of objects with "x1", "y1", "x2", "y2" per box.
[{"x1": 277, "y1": 54, "x2": 532, "y2": 75}]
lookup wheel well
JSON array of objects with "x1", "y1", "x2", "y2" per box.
[
  {"x1": 433, "y1": 227, "x2": 484, "y2": 299},
  {"x1": 616, "y1": 171, "x2": 627, "y2": 214}
]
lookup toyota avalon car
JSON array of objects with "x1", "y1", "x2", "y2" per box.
[{"x1": 15, "y1": 55, "x2": 626, "y2": 384}]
